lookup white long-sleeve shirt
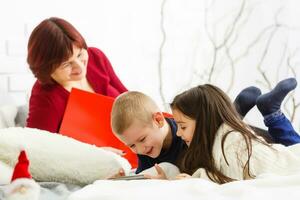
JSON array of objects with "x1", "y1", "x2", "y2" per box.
[{"x1": 192, "y1": 123, "x2": 300, "y2": 181}]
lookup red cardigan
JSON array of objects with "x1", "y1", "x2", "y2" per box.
[{"x1": 26, "y1": 47, "x2": 127, "y2": 133}]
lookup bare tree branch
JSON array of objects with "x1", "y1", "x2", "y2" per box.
[
  {"x1": 205, "y1": 0, "x2": 246, "y2": 83},
  {"x1": 217, "y1": 0, "x2": 246, "y2": 49},
  {"x1": 224, "y1": 45, "x2": 235, "y2": 93},
  {"x1": 282, "y1": 49, "x2": 299, "y2": 122},
  {"x1": 227, "y1": 4, "x2": 257, "y2": 48},
  {"x1": 158, "y1": 0, "x2": 168, "y2": 110},
  {"x1": 256, "y1": 25, "x2": 280, "y2": 90},
  {"x1": 276, "y1": 41, "x2": 288, "y2": 82},
  {"x1": 234, "y1": 24, "x2": 275, "y2": 63}
]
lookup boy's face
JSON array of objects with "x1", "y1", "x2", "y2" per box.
[
  {"x1": 117, "y1": 119, "x2": 165, "y2": 158},
  {"x1": 172, "y1": 109, "x2": 195, "y2": 147}
]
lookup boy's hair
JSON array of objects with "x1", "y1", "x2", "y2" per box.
[{"x1": 111, "y1": 91, "x2": 160, "y2": 135}]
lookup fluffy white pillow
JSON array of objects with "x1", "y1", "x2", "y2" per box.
[
  {"x1": 0, "y1": 127, "x2": 131, "y2": 185},
  {"x1": 0, "y1": 160, "x2": 12, "y2": 185}
]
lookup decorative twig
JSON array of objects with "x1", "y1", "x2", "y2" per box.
[{"x1": 158, "y1": 0, "x2": 168, "y2": 110}]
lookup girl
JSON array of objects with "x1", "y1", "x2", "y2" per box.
[{"x1": 169, "y1": 84, "x2": 300, "y2": 184}]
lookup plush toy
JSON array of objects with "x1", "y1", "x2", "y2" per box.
[{"x1": 4, "y1": 150, "x2": 40, "y2": 200}]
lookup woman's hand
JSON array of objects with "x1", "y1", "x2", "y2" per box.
[
  {"x1": 108, "y1": 168, "x2": 125, "y2": 179},
  {"x1": 144, "y1": 164, "x2": 168, "y2": 180},
  {"x1": 175, "y1": 173, "x2": 191, "y2": 180},
  {"x1": 101, "y1": 147, "x2": 126, "y2": 156}
]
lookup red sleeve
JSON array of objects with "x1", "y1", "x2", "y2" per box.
[
  {"x1": 26, "y1": 94, "x2": 62, "y2": 133},
  {"x1": 95, "y1": 48, "x2": 128, "y2": 93}
]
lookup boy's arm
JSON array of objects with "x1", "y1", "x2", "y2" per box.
[{"x1": 135, "y1": 155, "x2": 151, "y2": 174}]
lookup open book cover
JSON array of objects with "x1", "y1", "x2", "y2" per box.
[{"x1": 59, "y1": 88, "x2": 138, "y2": 168}]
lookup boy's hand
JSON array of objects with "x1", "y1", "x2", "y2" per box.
[
  {"x1": 101, "y1": 147, "x2": 126, "y2": 156},
  {"x1": 108, "y1": 168, "x2": 125, "y2": 179},
  {"x1": 144, "y1": 164, "x2": 167, "y2": 180},
  {"x1": 175, "y1": 173, "x2": 191, "y2": 180}
]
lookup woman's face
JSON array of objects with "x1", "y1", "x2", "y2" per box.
[
  {"x1": 51, "y1": 45, "x2": 88, "y2": 85},
  {"x1": 172, "y1": 109, "x2": 196, "y2": 147}
]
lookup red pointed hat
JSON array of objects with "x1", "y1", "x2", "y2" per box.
[{"x1": 11, "y1": 150, "x2": 32, "y2": 182}]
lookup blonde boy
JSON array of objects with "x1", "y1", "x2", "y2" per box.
[{"x1": 111, "y1": 91, "x2": 186, "y2": 173}]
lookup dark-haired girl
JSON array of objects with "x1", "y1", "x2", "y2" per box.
[{"x1": 170, "y1": 80, "x2": 300, "y2": 184}]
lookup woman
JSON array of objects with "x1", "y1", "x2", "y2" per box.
[{"x1": 26, "y1": 17, "x2": 127, "y2": 134}]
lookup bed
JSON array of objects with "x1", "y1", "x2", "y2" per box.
[
  {"x1": 68, "y1": 174, "x2": 300, "y2": 200},
  {"x1": 1, "y1": 103, "x2": 300, "y2": 200}
]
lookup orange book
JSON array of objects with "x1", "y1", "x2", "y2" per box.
[{"x1": 59, "y1": 88, "x2": 138, "y2": 168}]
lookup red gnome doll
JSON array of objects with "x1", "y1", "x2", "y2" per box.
[{"x1": 4, "y1": 150, "x2": 40, "y2": 200}]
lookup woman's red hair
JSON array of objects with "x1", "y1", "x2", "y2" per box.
[{"x1": 27, "y1": 17, "x2": 87, "y2": 84}]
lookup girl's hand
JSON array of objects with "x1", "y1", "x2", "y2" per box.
[
  {"x1": 175, "y1": 173, "x2": 191, "y2": 180},
  {"x1": 101, "y1": 147, "x2": 126, "y2": 156},
  {"x1": 144, "y1": 164, "x2": 168, "y2": 180}
]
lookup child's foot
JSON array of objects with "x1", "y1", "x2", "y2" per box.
[
  {"x1": 256, "y1": 78, "x2": 297, "y2": 116},
  {"x1": 234, "y1": 86, "x2": 262, "y2": 118}
]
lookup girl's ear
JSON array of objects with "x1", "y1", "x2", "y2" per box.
[{"x1": 152, "y1": 112, "x2": 164, "y2": 128}]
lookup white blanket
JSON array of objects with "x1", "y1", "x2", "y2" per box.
[{"x1": 68, "y1": 173, "x2": 300, "y2": 200}]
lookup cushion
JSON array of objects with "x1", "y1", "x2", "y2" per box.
[
  {"x1": 0, "y1": 127, "x2": 131, "y2": 186},
  {"x1": 0, "y1": 161, "x2": 12, "y2": 185}
]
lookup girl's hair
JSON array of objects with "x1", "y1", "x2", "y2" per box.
[
  {"x1": 27, "y1": 17, "x2": 87, "y2": 84},
  {"x1": 170, "y1": 84, "x2": 268, "y2": 184}
]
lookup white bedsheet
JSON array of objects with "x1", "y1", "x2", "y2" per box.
[{"x1": 68, "y1": 173, "x2": 300, "y2": 200}]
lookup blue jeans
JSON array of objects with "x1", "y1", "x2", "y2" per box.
[{"x1": 264, "y1": 110, "x2": 300, "y2": 146}]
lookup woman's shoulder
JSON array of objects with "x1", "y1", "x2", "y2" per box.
[
  {"x1": 87, "y1": 47, "x2": 106, "y2": 58},
  {"x1": 30, "y1": 81, "x2": 67, "y2": 102}
]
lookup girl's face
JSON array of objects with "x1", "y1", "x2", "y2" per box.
[
  {"x1": 51, "y1": 45, "x2": 88, "y2": 85},
  {"x1": 172, "y1": 109, "x2": 196, "y2": 146}
]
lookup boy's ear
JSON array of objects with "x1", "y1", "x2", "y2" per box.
[{"x1": 152, "y1": 112, "x2": 164, "y2": 128}]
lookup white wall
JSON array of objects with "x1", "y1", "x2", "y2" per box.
[{"x1": 0, "y1": 0, "x2": 299, "y2": 130}]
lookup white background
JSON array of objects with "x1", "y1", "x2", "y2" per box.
[{"x1": 0, "y1": 0, "x2": 299, "y2": 130}]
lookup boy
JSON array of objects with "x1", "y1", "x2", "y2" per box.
[
  {"x1": 111, "y1": 91, "x2": 186, "y2": 173},
  {"x1": 111, "y1": 78, "x2": 300, "y2": 174}
]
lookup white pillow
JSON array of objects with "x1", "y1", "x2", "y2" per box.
[
  {"x1": 0, "y1": 160, "x2": 12, "y2": 185},
  {"x1": 0, "y1": 127, "x2": 131, "y2": 185}
]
